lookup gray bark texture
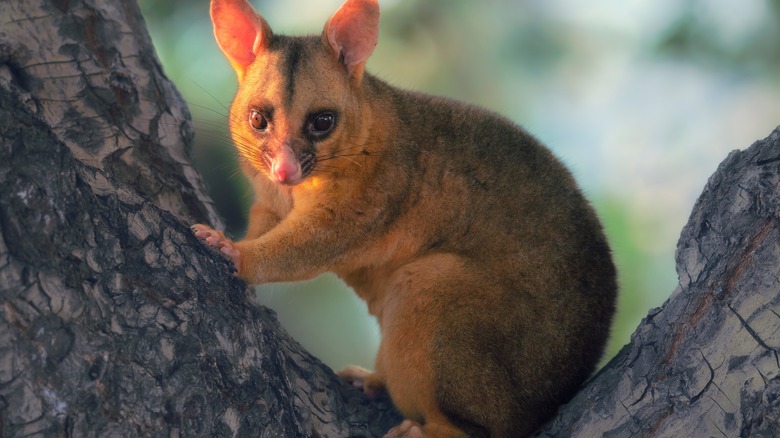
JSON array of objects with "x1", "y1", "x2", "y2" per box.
[
  {"x1": 0, "y1": 1, "x2": 778, "y2": 437},
  {"x1": 0, "y1": 1, "x2": 399, "y2": 437},
  {"x1": 536, "y1": 129, "x2": 780, "y2": 437}
]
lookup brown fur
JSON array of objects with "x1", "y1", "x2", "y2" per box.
[{"x1": 195, "y1": 1, "x2": 617, "y2": 436}]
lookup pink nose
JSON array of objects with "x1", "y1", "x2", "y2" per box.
[
  {"x1": 274, "y1": 167, "x2": 289, "y2": 182},
  {"x1": 271, "y1": 145, "x2": 301, "y2": 184},
  {"x1": 272, "y1": 160, "x2": 298, "y2": 183}
]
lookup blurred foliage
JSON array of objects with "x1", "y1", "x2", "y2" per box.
[
  {"x1": 139, "y1": 0, "x2": 780, "y2": 371},
  {"x1": 657, "y1": 0, "x2": 780, "y2": 73}
]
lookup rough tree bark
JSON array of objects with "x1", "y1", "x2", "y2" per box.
[
  {"x1": 0, "y1": 1, "x2": 778, "y2": 437},
  {"x1": 535, "y1": 130, "x2": 780, "y2": 438},
  {"x1": 0, "y1": 1, "x2": 399, "y2": 437}
]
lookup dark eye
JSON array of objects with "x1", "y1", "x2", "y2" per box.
[
  {"x1": 308, "y1": 112, "x2": 336, "y2": 137},
  {"x1": 249, "y1": 110, "x2": 268, "y2": 131}
]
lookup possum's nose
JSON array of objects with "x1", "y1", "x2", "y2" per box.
[
  {"x1": 272, "y1": 146, "x2": 302, "y2": 184},
  {"x1": 273, "y1": 164, "x2": 296, "y2": 183}
]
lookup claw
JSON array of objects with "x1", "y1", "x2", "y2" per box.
[
  {"x1": 337, "y1": 365, "x2": 384, "y2": 399},
  {"x1": 384, "y1": 420, "x2": 425, "y2": 438},
  {"x1": 191, "y1": 224, "x2": 242, "y2": 271}
]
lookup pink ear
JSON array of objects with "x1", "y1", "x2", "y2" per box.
[
  {"x1": 324, "y1": 0, "x2": 380, "y2": 79},
  {"x1": 210, "y1": 0, "x2": 272, "y2": 78}
]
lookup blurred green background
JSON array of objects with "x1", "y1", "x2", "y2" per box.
[{"x1": 138, "y1": 0, "x2": 780, "y2": 371}]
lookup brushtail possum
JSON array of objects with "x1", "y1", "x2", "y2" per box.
[{"x1": 193, "y1": 0, "x2": 617, "y2": 436}]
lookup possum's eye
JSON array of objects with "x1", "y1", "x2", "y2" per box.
[
  {"x1": 312, "y1": 113, "x2": 335, "y2": 132},
  {"x1": 249, "y1": 110, "x2": 268, "y2": 131},
  {"x1": 306, "y1": 112, "x2": 336, "y2": 139}
]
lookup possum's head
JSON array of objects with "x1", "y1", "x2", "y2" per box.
[{"x1": 210, "y1": 0, "x2": 379, "y2": 186}]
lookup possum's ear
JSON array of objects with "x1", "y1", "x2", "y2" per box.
[
  {"x1": 322, "y1": 0, "x2": 379, "y2": 82},
  {"x1": 210, "y1": 0, "x2": 273, "y2": 80}
]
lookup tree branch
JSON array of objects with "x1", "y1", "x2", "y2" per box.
[
  {"x1": 536, "y1": 128, "x2": 780, "y2": 437},
  {"x1": 1, "y1": 1, "x2": 779, "y2": 437},
  {"x1": 0, "y1": 1, "x2": 399, "y2": 436}
]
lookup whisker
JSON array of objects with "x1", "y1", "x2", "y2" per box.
[
  {"x1": 313, "y1": 166, "x2": 338, "y2": 172},
  {"x1": 319, "y1": 155, "x2": 362, "y2": 167},
  {"x1": 191, "y1": 118, "x2": 230, "y2": 131},
  {"x1": 188, "y1": 81, "x2": 242, "y2": 123},
  {"x1": 329, "y1": 143, "x2": 366, "y2": 153},
  {"x1": 190, "y1": 102, "x2": 242, "y2": 125},
  {"x1": 318, "y1": 152, "x2": 368, "y2": 162},
  {"x1": 226, "y1": 168, "x2": 246, "y2": 181}
]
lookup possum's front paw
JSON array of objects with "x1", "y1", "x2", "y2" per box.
[
  {"x1": 337, "y1": 365, "x2": 385, "y2": 399},
  {"x1": 192, "y1": 224, "x2": 242, "y2": 269},
  {"x1": 384, "y1": 420, "x2": 425, "y2": 438}
]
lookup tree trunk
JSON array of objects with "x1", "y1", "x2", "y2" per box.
[
  {"x1": 535, "y1": 129, "x2": 780, "y2": 438},
  {"x1": 1, "y1": 1, "x2": 778, "y2": 437},
  {"x1": 0, "y1": 1, "x2": 399, "y2": 437}
]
